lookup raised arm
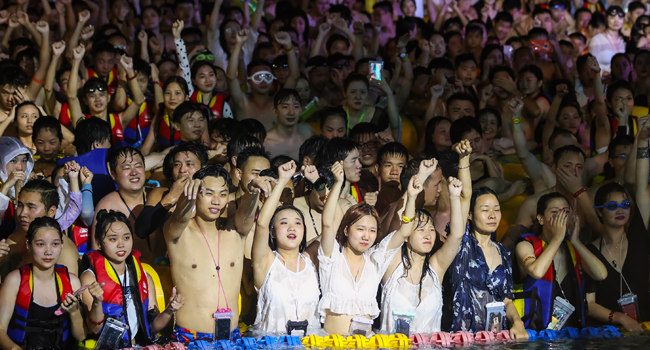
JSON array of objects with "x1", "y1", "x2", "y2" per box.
[
  {"x1": 65, "y1": 10, "x2": 90, "y2": 60},
  {"x1": 332, "y1": 17, "x2": 356, "y2": 46},
  {"x1": 394, "y1": 34, "x2": 413, "y2": 108},
  {"x1": 209, "y1": 0, "x2": 224, "y2": 33},
  {"x1": 542, "y1": 84, "x2": 566, "y2": 164},
  {"x1": 163, "y1": 178, "x2": 204, "y2": 242},
  {"x1": 387, "y1": 175, "x2": 423, "y2": 250},
  {"x1": 276, "y1": 32, "x2": 300, "y2": 89},
  {"x1": 423, "y1": 84, "x2": 443, "y2": 123},
  {"x1": 27, "y1": 21, "x2": 51, "y2": 101},
  {"x1": 431, "y1": 177, "x2": 466, "y2": 277},
  {"x1": 515, "y1": 208, "x2": 567, "y2": 279},
  {"x1": 118, "y1": 56, "x2": 146, "y2": 127},
  {"x1": 376, "y1": 73, "x2": 400, "y2": 131},
  {"x1": 310, "y1": 23, "x2": 331, "y2": 58},
  {"x1": 321, "y1": 161, "x2": 345, "y2": 258},
  {"x1": 44, "y1": 41, "x2": 65, "y2": 115},
  {"x1": 493, "y1": 74, "x2": 541, "y2": 121},
  {"x1": 249, "y1": 0, "x2": 265, "y2": 32},
  {"x1": 235, "y1": 178, "x2": 262, "y2": 237},
  {"x1": 636, "y1": 119, "x2": 650, "y2": 230},
  {"x1": 511, "y1": 97, "x2": 545, "y2": 188},
  {"x1": 0, "y1": 271, "x2": 23, "y2": 349},
  {"x1": 454, "y1": 140, "x2": 473, "y2": 213},
  {"x1": 569, "y1": 214, "x2": 607, "y2": 280},
  {"x1": 16, "y1": 12, "x2": 42, "y2": 47},
  {"x1": 172, "y1": 20, "x2": 194, "y2": 96},
  {"x1": 352, "y1": 21, "x2": 365, "y2": 61},
  {"x1": 227, "y1": 29, "x2": 249, "y2": 119},
  {"x1": 67, "y1": 44, "x2": 86, "y2": 129}
]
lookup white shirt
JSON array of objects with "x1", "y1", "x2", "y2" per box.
[{"x1": 588, "y1": 33, "x2": 625, "y2": 74}]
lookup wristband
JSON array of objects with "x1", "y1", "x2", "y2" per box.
[
  {"x1": 522, "y1": 256, "x2": 536, "y2": 265},
  {"x1": 637, "y1": 146, "x2": 649, "y2": 159},
  {"x1": 459, "y1": 165, "x2": 469, "y2": 170},
  {"x1": 87, "y1": 312, "x2": 106, "y2": 326},
  {"x1": 512, "y1": 117, "x2": 521, "y2": 124},
  {"x1": 573, "y1": 188, "x2": 586, "y2": 199},
  {"x1": 32, "y1": 77, "x2": 44, "y2": 84},
  {"x1": 127, "y1": 73, "x2": 138, "y2": 81},
  {"x1": 402, "y1": 215, "x2": 416, "y2": 223},
  {"x1": 608, "y1": 310, "x2": 615, "y2": 324}
]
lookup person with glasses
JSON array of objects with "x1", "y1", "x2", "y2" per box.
[
  {"x1": 228, "y1": 30, "x2": 299, "y2": 130},
  {"x1": 67, "y1": 45, "x2": 145, "y2": 146},
  {"x1": 588, "y1": 6, "x2": 625, "y2": 74},
  {"x1": 263, "y1": 89, "x2": 316, "y2": 160}
]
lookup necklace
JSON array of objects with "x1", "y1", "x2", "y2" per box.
[
  {"x1": 119, "y1": 191, "x2": 146, "y2": 220},
  {"x1": 194, "y1": 218, "x2": 229, "y2": 310},
  {"x1": 602, "y1": 234, "x2": 625, "y2": 268}
]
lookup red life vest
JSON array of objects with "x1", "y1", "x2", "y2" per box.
[
  {"x1": 7, "y1": 264, "x2": 73, "y2": 344},
  {"x1": 83, "y1": 113, "x2": 124, "y2": 144},
  {"x1": 190, "y1": 91, "x2": 229, "y2": 119},
  {"x1": 59, "y1": 103, "x2": 73, "y2": 130},
  {"x1": 123, "y1": 97, "x2": 153, "y2": 144},
  {"x1": 157, "y1": 114, "x2": 179, "y2": 149},
  {"x1": 68, "y1": 224, "x2": 89, "y2": 255},
  {"x1": 86, "y1": 67, "x2": 118, "y2": 95}
]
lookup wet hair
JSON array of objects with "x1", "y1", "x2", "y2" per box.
[
  {"x1": 227, "y1": 134, "x2": 263, "y2": 165},
  {"x1": 343, "y1": 73, "x2": 370, "y2": 92},
  {"x1": 94, "y1": 209, "x2": 133, "y2": 247},
  {"x1": 271, "y1": 155, "x2": 297, "y2": 171},
  {"x1": 192, "y1": 164, "x2": 232, "y2": 188},
  {"x1": 424, "y1": 117, "x2": 451, "y2": 156},
  {"x1": 319, "y1": 106, "x2": 347, "y2": 130},
  {"x1": 488, "y1": 65, "x2": 515, "y2": 83},
  {"x1": 553, "y1": 144, "x2": 586, "y2": 166},
  {"x1": 236, "y1": 146, "x2": 270, "y2": 170},
  {"x1": 106, "y1": 146, "x2": 145, "y2": 174},
  {"x1": 26, "y1": 217, "x2": 62, "y2": 245},
  {"x1": 495, "y1": 11, "x2": 514, "y2": 24},
  {"x1": 519, "y1": 64, "x2": 544, "y2": 86},
  {"x1": 32, "y1": 115, "x2": 63, "y2": 144},
  {"x1": 593, "y1": 182, "x2": 628, "y2": 222},
  {"x1": 548, "y1": 128, "x2": 577, "y2": 150},
  {"x1": 321, "y1": 137, "x2": 361, "y2": 164},
  {"x1": 274, "y1": 89, "x2": 301, "y2": 109},
  {"x1": 132, "y1": 57, "x2": 151, "y2": 77},
  {"x1": 239, "y1": 118, "x2": 267, "y2": 142},
  {"x1": 336, "y1": 202, "x2": 381, "y2": 250},
  {"x1": 607, "y1": 135, "x2": 634, "y2": 158},
  {"x1": 299, "y1": 135, "x2": 327, "y2": 165},
  {"x1": 172, "y1": 101, "x2": 209, "y2": 124},
  {"x1": 455, "y1": 53, "x2": 477, "y2": 69},
  {"x1": 268, "y1": 205, "x2": 308, "y2": 252},
  {"x1": 247, "y1": 58, "x2": 273, "y2": 76},
  {"x1": 606, "y1": 80, "x2": 634, "y2": 104},
  {"x1": 83, "y1": 77, "x2": 109, "y2": 97},
  {"x1": 20, "y1": 179, "x2": 59, "y2": 213},
  {"x1": 0, "y1": 64, "x2": 30, "y2": 89},
  {"x1": 92, "y1": 41, "x2": 117, "y2": 58},
  {"x1": 436, "y1": 149, "x2": 460, "y2": 179},
  {"x1": 399, "y1": 158, "x2": 422, "y2": 191},
  {"x1": 14, "y1": 101, "x2": 42, "y2": 125},
  {"x1": 349, "y1": 122, "x2": 382, "y2": 140},
  {"x1": 450, "y1": 116, "x2": 482, "y2": 144},
  {"x1": 533, "y1": 192, "x2": 569, "y2": 234},
  {"x1": 210, "y1": 118, "x2": 240, "y2": 141},
  {"x1": 162, "y1": 141, "x2": 209, "y2": 181},
  {"x1": 477, "y1": 108, "x2": 502, "y2": 129},
  {"x1": 377, "y1": 142, "x2": 408, "y2": 166},
  {"x1": 74, "y1": 117, "x2": 112, "y2": 155}
]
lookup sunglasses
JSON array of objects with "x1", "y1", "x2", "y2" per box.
[
  {"x1": 608, "y1": 9, "x2": 625, "y2": 18},
  {"x1": 360, "y1": 141, "x2": 378, "y2": 150},
  {"x1": 331, "y1": 61, "x2": 350, "y2": 70},
  {"x1": 273, "y1": 63, "x2": 289, "y2": 69},
  {"x1": 86, "y1": 86, "x2": 107, "y2": 93},
  {"x1": 612, "y1": 153, "x2": 628, "y2": 159},
  {"x1": 593, "y1": 200, "x2": 631, "y2": 211},
  {"x1": 248, "y1": 71, "x2": 276, "y2": 84},
  {"x1": 195, "y1": 53, "x2": 214, "y2": 61},
  {"x1": 224, "y1": 27, "x2": 241, "y2": 34}
]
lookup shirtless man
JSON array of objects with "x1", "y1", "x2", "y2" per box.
[
  {"x1": 263, "y1": 89, "x2": 316, "y2": 160},
  {"x1": 228, "y1": 30, "x2": 299, "y2": 130},
  {"x1": 0, "y1": 180, "x2": 79, "y2": 279},
  {"x1": 164, "y1": 165, "x2": 260, "y2": 340},
  {"x1": 374, "y1": 143, "x2": 408, "y2": 215},
  {"x1": 90, "y1": 146, "x2": 150, "y2": 259}
]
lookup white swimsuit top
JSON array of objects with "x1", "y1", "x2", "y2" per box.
[
  {"x1": 379, "y1": 260, "x2": 442, "y2": 334},
  {"x1": 318, "y1": 231, "x2": 400, "y2": 322},
  {"x1": 253, "y1": 253, "x2": 320, "y2": 334}
]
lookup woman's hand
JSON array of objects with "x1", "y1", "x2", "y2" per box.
[
  {"x1": 301, "y1": 165, "x2": 319, "y2": 184},
  {"x1": 550, "y1": 208, "x2": 568, "y2": 240},
  {"x1": 73, "y1": 44, "x2": 85, "y2": 62},
  {"x1": 165, "y1": 287, "x2": 185, "y2": 314},
  {"x1": 331, "y1": 161, "x2": 344, "y2": 184},
  {"x1": 61, "y1": 294, "x2": 81, "y2": 315},
  {"x1": 2, "y1": 170, "x2": 26, "y2": 195},
  {"x1": 555, "y1": 83, "x2": 569, "y2": 99},
  {"x1": 52, "y1": 41, "x2": 66, "y2": 57},
  {"x1": 447, "y1": 176, "x2": 463, "y2": 198},
  {"x1": 172, "y1": 20, "x2": 184, "y2": 40},
  {"x1": 248, "y1": 176, "x2": 277, "y2": 198},
  {"x1": 407, "y1": 175, "x2": 424, "y2": 198},
  {"x1": 454, "y1": 139, "x2": 472, "y2": 159},
  {"x1": 0, "y1": 239, "x2": 9, "y2": 259},
  {"x1": 79, "y1": 166, "x2": 94, "y2": 185},
  {"x1": 278, "y1": 160, "x2": 297, "y2": 182},
  {"x1": 66, "y1": 161, "x2": 80, "y2": 180},
  {"x1": 509, "y1": 321, "x2": 529, "y2": 340},
  {"x1": 618, "y1": 313, "x2": 643, "y2": 332},
  {"x1": 87, "y1": 281, "x2": 105, "y2": 306}
]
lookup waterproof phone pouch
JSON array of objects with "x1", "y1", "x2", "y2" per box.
[
  {"x1": 485, "y1": 301, "x2": 506, "y2": 333},
  {"x1": 392, "y1": 310, "x2": 416, "y2": 336},
  {"x1": 547, "y1": 297, "x2": 575, "y2": 330},
  {"x1": 349, "y1": 317, "x2": 373, "y2": 336},
  {"x1": 618, "y1": 293, "x2": 639, "y2": 321},
  {"x1": 287, "y1": 320, "x2": 308, "y2": 337},
  {"x1": 95, "y1": 317, "x2": 127, "y2": 350},
  {"x1": 214, "y1": 308, "x2": 234, "y2": 341}
]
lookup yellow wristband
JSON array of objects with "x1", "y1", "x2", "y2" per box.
[
  {"x1": 512, "y1": 117, "x2": 521, "y2": 124},
  {"x1": 402, "y1": 215, "x2": 416, "y2": 223}
]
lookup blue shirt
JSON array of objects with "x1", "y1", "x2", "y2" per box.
[{"x1": 59, "y1": 148, "x2": 115, "y2": 205}]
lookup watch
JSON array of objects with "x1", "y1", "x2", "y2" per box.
[
  {"x1": 402, "y1": 215, "x2": 416, "y2": 223},
  {"x1": 399, "y1": 52, "x2": 408, "y2": 62}
]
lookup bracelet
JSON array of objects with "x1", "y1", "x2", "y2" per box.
[
  {"x1": 608, "y1": 310, "x2": 616, "y2": 324},
  {"x1": 286, "y1": 43, "x2": 295, "y2": 51},
  {"x1": 127, "y1": 74, "x2": 138, "y2": 81},
  {"x1": 512, "y1": 117, "x2": 521, "y2": 124},
  {"x1": 637, "y1": 147, "x2": 649, "y2": 159},
  {"x1": 81, "y1": 188, "x2": 93, "y2": 194},
  {"x1": 573, "y1": 188, "x2": 586, "y2": 199},
  {"x1": 458, "y1": 165, "x2": 469, "y2": 170},
  {"x1": 32, "y1": 77, "x2": 44, "y2": 84},
  {"x1": 87, "y1": 312, "x2": 106, "y2": 326},
  {"x1": 402, "y1": 215, "x2": 416, "y2": 223},
  {"x1": 319, "y1": 193, "x2": 329, "y2": 202},
  {"x1": 522, "y1": 256, "x2": 536, "y2": 265}
]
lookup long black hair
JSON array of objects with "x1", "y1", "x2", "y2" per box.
[
  {"x1": 401, "y1": 209, "x2": 444, "y2": 304},
  {"x1": 94, "y1": 209, "x2": 133, "y2": 247},
  {"x1": 152, "y1": 76, "x2": 189, "y2": 147}
]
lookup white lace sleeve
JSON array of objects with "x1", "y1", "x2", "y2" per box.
[
  {"x1": 175, "y1": 38, "x2": 194, "y2": 96},
  {"x1": 369, "y1": 230, "x2": 402, "y2": 277}
]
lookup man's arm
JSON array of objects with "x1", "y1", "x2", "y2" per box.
[
  {"x1": 227, "y1": 29, "x2": 248, "y2": 120},
  {"x1": 310, "y1": 22, "x2": 330, "y2": 58},
  {"x1": 276, "y1": 32, "x2": 300, "y2": 89},
  {"x1": 66, "y1": 10, "x2": 90, "y2": 60},
  {"x1": 118, "y1": 56, "x2": 146, "y2": 127},
  {"x1": 44, "y1": 41, "x2": 65, "y2": 115},
  {"x1": 163, "y1": 179, "x2": 204, "y2": 242},
  {"x1": 27, "y1": 21, "x2": 51, "y2": 101},
  {"x1": 234, "y1": 188, "x2": 261, "y2": 238},
  {"x1": 67, "y1": 44, "x2": 86, "y2": 129},
  {"x1": 511, "y1": 98, "x2": 549, "y2": 191},
  {"x1": 249, "y1": 0, "x2": 265, "y2": 32}
]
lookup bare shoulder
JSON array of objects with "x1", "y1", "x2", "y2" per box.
[
  {"x1": 96, "y1": 191, "x2": 121, "y2": 210},
  {"x1": 68, "y1": 272, "x2": 81, "y2": 289},
  {"x1": 292, "y1": 196, "x2": 307, "y2": 210},
  {"x1": 147, "y1": 187, "x2": 169, "y2": 205},
  {"x1": 3, "y1": 269, "x2": 21, "y2": 285},
  {"x1": 298, "y1": 123, "x2": 316, "y2": 137}
]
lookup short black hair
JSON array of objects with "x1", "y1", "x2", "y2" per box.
[
  {"x1": 528, "y1": 27, "x2": 549, "y2": 40},
  {"x1": 532, "y1": 7, "x2": 552, "y2": 19},
  {"x1": 239, "y1": 118, "x2": 267, "y2": 142},
  {"x1": 32, "y1": 115, "x2": 63, "y2": 144},
  {"x1": 132, "y1": 57, "x2": 151, "y2": 77},
  {"x1": 450, "y1": 116, "x2": 483, "y2": 144},
  {"x1": 447, "y1": 92, "x2": 477, "y2": 113},
  {"x1": 235, "y1": 146, "x2": 270, "y2": 170},
  {"x1": 192, "y1": 164, "x2": 232, "y2": 187},
  {"x1": 477, "y1": 108, "x2": 502, "y2": 128},
  {"x1": 428, "y1": 57, "x2": 455, "y2": 72},
  {"x1": 489, "y1": 65, "x2": 515, "y2": 82},
  {"x1": 373, "y1": 0, "x2": 393, "y2": 13},
  {"x1": 271, "y1": 155, "x2": 297, "y2": 171},
  {"x1": 0, "y1": 65, "x2": 29, "y2": 89},
  {"x1": 181, "y1": 27, "x2": 203, "y2": 42},
  {"x1": 210, "y1": 118, "x2": 240, "y2": 141},
  {"x1": 589, "y1": 13, "x2": 606, "y2": 29},
  {"x1": 74, "y1": 117, "x2": 112, "y2": 155},
  {"x1": 553, "y1": 144, "x2": 586, "y2": 166},
  {"x1": 247, "y1": 58, "x2": 273, "y2": 76},
  {"x1": 400, "y1": 158, "x2": 422, "y2": 190},
  {"x1": 227, "y1": 134, "x2": 263, "y2": 165},
  {"x1": 607, "y1": 135, "x2": 634, "y2": 158},
  {"x1": 274, "y1": 89, "x2": 301, "y2": 109},
  {"x1": 326, "y1": 34, "x2": 350, "y2": 54},
  {"x1": 299, "y1": 135, "x2": 327, "y2": 165},
  {"x1": 377, "y1": 142, "x2": 408, "y2": 166},
  {"x1": 321, "y1": 137, "x2": 361, "y2": 164},
  {"x1": 574, "y1": 8, "x2": 591, "y2": 20},
  {"x1": 106, "y1": 146, "x2": 145, "y2": 174},
  {"x1": 494, "y1": 11, "x2": 514, "y2": 24},
  {"x1": 349, "y1": 122, "x2": 382, "y2": 140},
  {"x1": 319, "y1": 106, "x2": 347, "y2": 130},
  {"x1": 629, "y1": 1, "x2": 645, "y2": 13},
  {"x1": 20, "y1": 179, "x2": 59, "y2": 212},
  {"x1": 606, "y1": 80, "x2": 634, "y2": 103},
  {"x1": 162, "y1": 141, "x2": 209, "y2": 181},
  {"x1": 455, "y1": 53, "x2": 477, "y2": 69},
  {"x1": 465, "y1": 25, "x2": 484, "y2": 37},
  {"x1": 548, "y1": 128, "x2": 576, "y2": 150},
  {"x1": 92, "y1": 41, "x2": 117, "y2": 57},
  {"x1": 436, "y1": 150, "x2": 460, "y2": 179},
  {"x1": 518, "y1": 64, "x2": 544, "y2": 84},
  {"x1": 443, "y1": 30, "x2": 463, "y2": 45},
  {"x1": 502, "y1": 0, "x2": 521, "y2": 11},
  {"x1": 343, "y1": 72, "x2": 369, "y2": 92},
  {"x1": 172, "y1": 101, "x2": 209, "y2": 124},
  {"x1": 569, "y1": 32, "x2": 587, "y2": 44}
]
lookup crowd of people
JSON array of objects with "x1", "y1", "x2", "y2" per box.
[{"x1": 0, "y1": 0, "x2": 649, "y2": 348}]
